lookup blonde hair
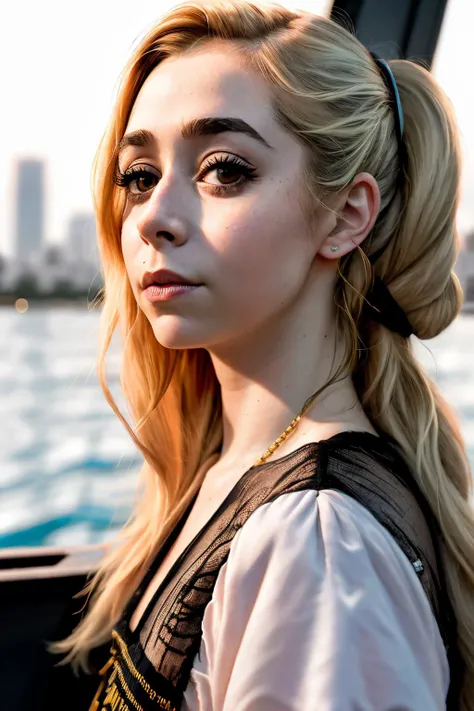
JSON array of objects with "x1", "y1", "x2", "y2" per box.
[{"x1": 50, "y1": 1, "x2": 474, "y2": 706}]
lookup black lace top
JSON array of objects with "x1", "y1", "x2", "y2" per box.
[{"x1": 86, "y1": 430, "x2": 461, "y2": 711}]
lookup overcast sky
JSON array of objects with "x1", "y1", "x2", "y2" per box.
[{"x1": 0, "y1": 0, "x2": 471, "y2": 257}]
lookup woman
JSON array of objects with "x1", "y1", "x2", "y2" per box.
[{"x1": 49, "y1": 1, "x2": 474, "y2": 709}]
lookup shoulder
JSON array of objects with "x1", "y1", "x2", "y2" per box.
[
  {"x1": 197, "y1": 490, "x2": 450, "y2": 709},
  {"x1": 227, "y1": 488, "x2": 421, "y2": 590},
  {"x1": 227, "y1": 490, "x2": 447, "y2": 681},
  {"x1": 198, "y1": 490, "x2": 450, "y2": 709},
  {"x1": 219, "y1": 488, "x2": 443, "y2": 626}
]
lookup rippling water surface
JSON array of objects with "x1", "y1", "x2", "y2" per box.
[{"x1": 0, "y1": 306, "x2": 473, "y2": 548}]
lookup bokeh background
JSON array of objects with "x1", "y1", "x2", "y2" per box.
[{"x1": 1, "y1": 0, "x2": 473, "y2": 547}]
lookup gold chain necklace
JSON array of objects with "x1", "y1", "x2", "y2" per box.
[{"x1": 251, "y1": 390, "x2": 320, "y2": 467}]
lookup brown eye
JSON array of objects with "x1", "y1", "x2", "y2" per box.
[
  {"x1": 113, "y1": 167, "x2": 159, "y2": 200},
  {"x1": 198, "y1": 154, "x2": 257, "y2": 192},
  {"x1": 132, "y1": 173, "x2": 157, "y2": 193},
  {"x1": 210, "y1": 164, "x2": 244, "y2": 185}
]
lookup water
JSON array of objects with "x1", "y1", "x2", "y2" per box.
[
  {"x1": 0, "y1": 306, "x2": 473, "y2": 549},
  {"x1": 0, "y1": 306, "x2": 141, "y2": 548}
]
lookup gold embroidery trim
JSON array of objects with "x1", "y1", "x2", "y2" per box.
[
  {"x1": 89, "y1": 658, "x2": 137, "y2": 711},
  {"x1": 110, "y1": 630, "x2": 178, "y2": 711},
  {"x1": 88, "y1": 646, "x2": 118, "y2": 711},
  {"x1": 113, "y1": 660, "x2": 144, "y2": 711}
]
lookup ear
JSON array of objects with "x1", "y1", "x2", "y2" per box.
[{"x1": 319, "y1": 172, "x2": 381, "y2": 261}]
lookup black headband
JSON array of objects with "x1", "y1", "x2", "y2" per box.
[
  {"x1": 363, "y1": 52, "x2": 413, "y2": 339},
  {"x1": 370, "y1": 52, "x2": 405, "y2": 145}
]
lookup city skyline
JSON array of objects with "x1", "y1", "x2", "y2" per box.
[
  {"x1": 5, "y1": 154, "x2": 97, "y2": 263},
  {"x1": 0, "y1": 0, "x2": 472, "y2": 258},
  {"x1": 14, "y1": 159, "x2": 45, "y2": 260}
]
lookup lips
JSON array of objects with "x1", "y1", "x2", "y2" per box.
[{"x1": 141, "y1": 269, "x2": 198, "y2": 289}]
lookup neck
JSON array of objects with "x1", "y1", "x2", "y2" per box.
[{"x1": 206, "y1": 271, "x2": 372, "y2": 473}]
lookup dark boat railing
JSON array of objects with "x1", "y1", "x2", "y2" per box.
[{"x1": 0, "y1": 545, "x2": 106, "y2": 711}]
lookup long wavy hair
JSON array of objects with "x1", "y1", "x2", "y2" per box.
[{"x1": 50, "y1": 1, "x2": 474, "y2": 707}]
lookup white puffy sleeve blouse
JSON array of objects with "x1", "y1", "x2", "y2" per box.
[{"x1": 182, "y1": 489, "x2": 450, "y2": 711}]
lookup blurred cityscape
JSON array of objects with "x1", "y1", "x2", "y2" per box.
[
  {"x1": 459, "y1": 234, "x2": 474, "y2": 310},
  {"x1": 1, "y1": 156, "x2": 474, "y2": 310},
  {"x1": 0, "y1": 158, "x2": 103, "y2": 306}
]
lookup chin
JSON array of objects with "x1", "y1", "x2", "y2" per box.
[{"x1": 148, "y1": 315, "x2": 212, "y2": 351}]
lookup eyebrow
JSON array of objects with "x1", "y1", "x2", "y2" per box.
[{"x1": 117, "y1": 116, "x2": 273, "y2": 158}]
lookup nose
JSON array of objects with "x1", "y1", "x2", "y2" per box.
[{"x1": 135, "y1": 177, "x2": 191, "y2": 248}]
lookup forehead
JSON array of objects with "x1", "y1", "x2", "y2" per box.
[{"x1": 126, "y1": 44, "x2": 274, "y2": 135}]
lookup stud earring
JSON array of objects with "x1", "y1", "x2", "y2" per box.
[{"x1": 330, "y1": 246, "x2": 339, "y2": 252}]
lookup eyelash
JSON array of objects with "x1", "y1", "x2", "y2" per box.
[{"x1": 113, "y1": 154, "x2": 258, "y2": 203}]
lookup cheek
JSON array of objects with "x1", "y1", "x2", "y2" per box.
[
  {"x1": 121, "y1": 219, "x2": 136, "y2": 261},
  {"x1": 121, "y1": 232, "x2": 132, "y2": 276},
  {"x1": 205, "y1": 189, "x2": 311, "y2": 308},
  {"x1": 121, "y1": 225, "x2": 142, "y2": 296}
]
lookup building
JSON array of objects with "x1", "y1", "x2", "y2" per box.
[
  {"x1": 457, "y1": 233, "x2": 474, "y2": 311},
  {"x1": 67, "y1": 212, "x2": 99, "y2": 266},
  {"x1": 14, "y1": 158, "x2": 45, "y2": 266}
]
